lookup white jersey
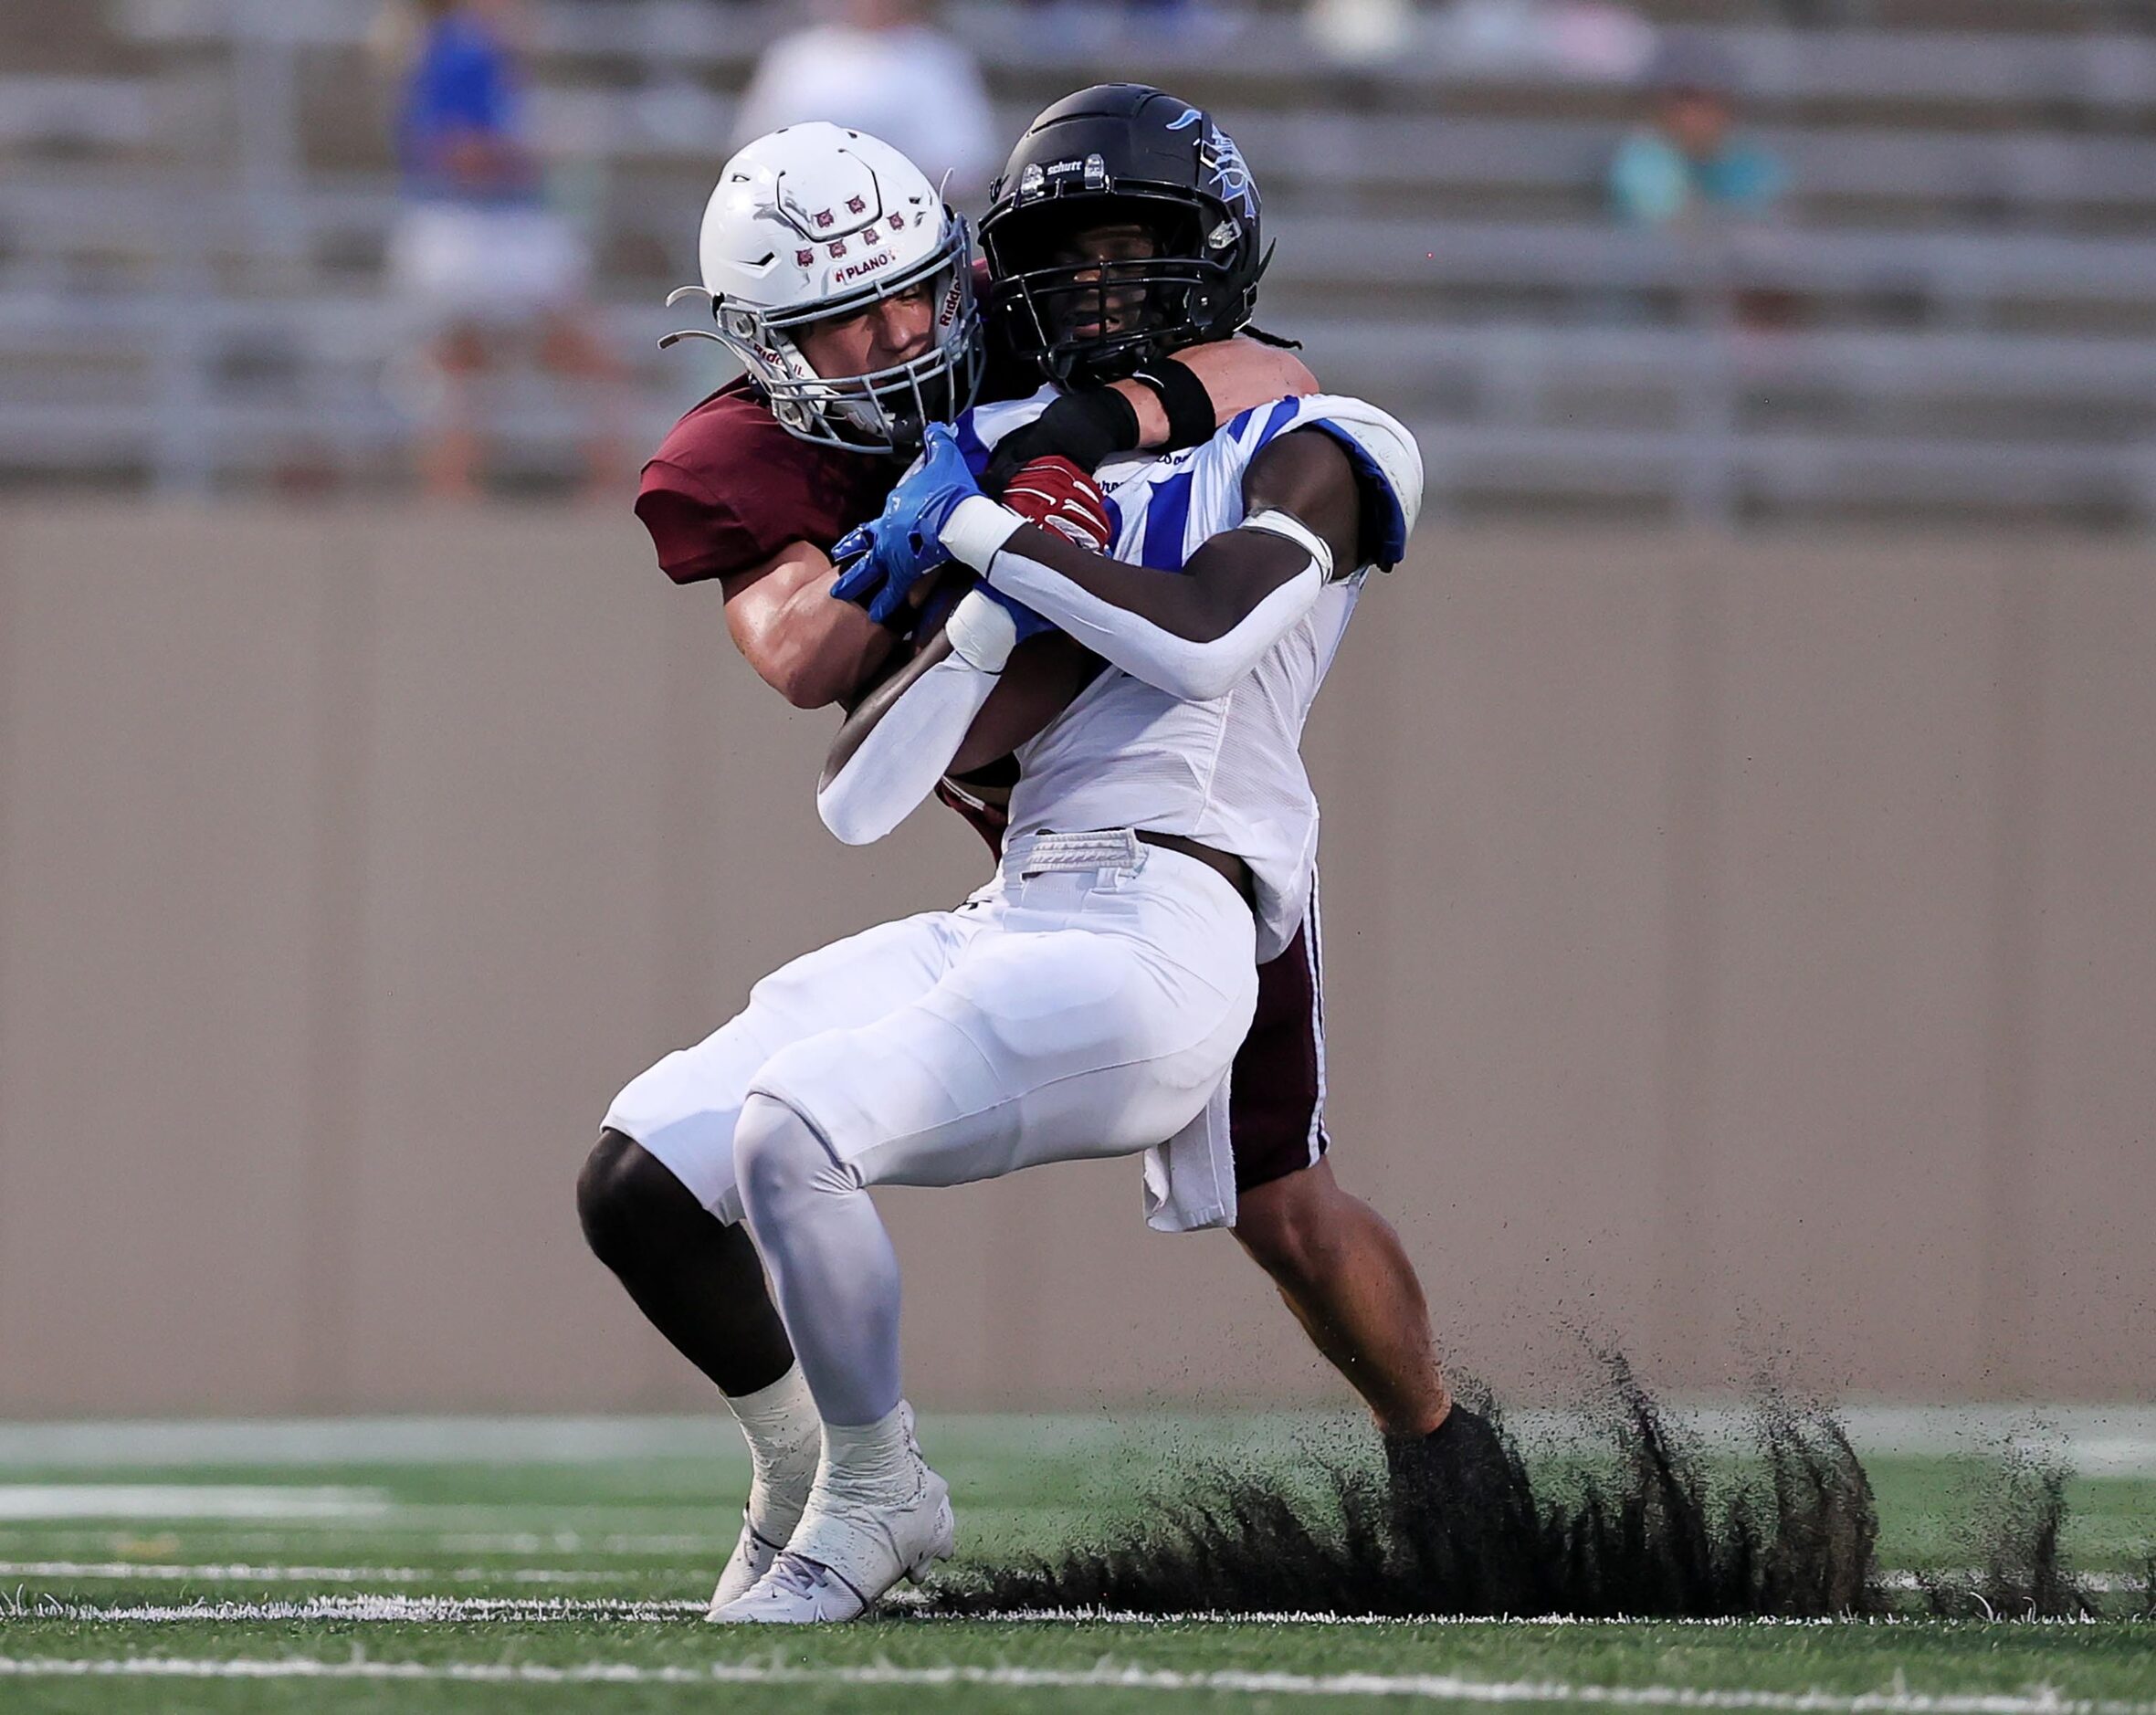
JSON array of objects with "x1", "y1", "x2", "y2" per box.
[{"x1": 952, "y1": 388, "x2": 1421, "y2": 962}]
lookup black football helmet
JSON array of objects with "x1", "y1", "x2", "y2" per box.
[{"x1": 980, "y1": 84, "x2": 1270, "y2": 387}]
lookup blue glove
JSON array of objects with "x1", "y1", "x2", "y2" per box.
[{"x1": 830, "y1": 424, "x2": 984, "y2": 627}]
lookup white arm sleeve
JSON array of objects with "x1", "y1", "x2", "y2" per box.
[
  {"x1": 815, "y1": 650, "x2": 1001, "y2": 847},
  {"x1": 943, "y1": 496, "x2": 1331, "y2": 704}
]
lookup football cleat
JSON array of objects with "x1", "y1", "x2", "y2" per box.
[
  {"x1": 708, "y1": 1547, "x2": 875, "y2": 1624},
  {"x1": 707, "y1": 1425, "x2": 818, "y2": 1614},
  {"x1": 708, "y1": 1443, "x2": 954, "y2": 1624},
  {"x1": 706, "y1": 1512, "x2": 788, "y2": 1614}
]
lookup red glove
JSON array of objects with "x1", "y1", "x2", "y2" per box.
[
  {"x1": 903, "y1": 456, "x2": 1110, "y2": 642},
  {"x1": 998, "y1": 455, "x2": 1113, "y2": 553}
]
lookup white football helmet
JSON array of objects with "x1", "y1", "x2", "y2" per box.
[{"x1": 663, "y1": 121, "x2": 983, "y2": 453}]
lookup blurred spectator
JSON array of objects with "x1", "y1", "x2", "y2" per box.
[
  {"x1": 1306, "y1": 0, "x2": 1415, "y2": 68},
  {"x1": 1542, "y1": 2, "x2": 1654, "y2": 79},
  {"x1": 1608, "y1": 37, "x2": 1784, "y2": 227},
  {"x1": 1439, "y1": 0, "x2": 1653, "y2": 80},
  {"x1": 381, "y1": 0, "x2": 625, "y2": 500},
  {"x1": 1015, "y1": 0, "x2": 1240, "y2": 58},
  {"x1": 733, "y1": 0, "x2": 996, "y2": 206}
]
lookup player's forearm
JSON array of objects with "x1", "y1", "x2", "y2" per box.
[
  {"x1": 937, "y1": 503, "x2": 1325, "y2": 702},
  {"x1": 737, "y1": 577, "x2": 897, "y2": 710},
  {"x1": 819, "y1": 622, "x2": 996, "y2": 845},
  {"x1": 1168, "y1": 338, "x2": 1320, "y2": 425},
  {"x1": 1104, "y1": 338, "x2": 1320, "y2": 451}
]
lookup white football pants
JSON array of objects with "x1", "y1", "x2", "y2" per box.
[{"x1": 603, "y1": 830, "x2": 1257, "y2": 1422}]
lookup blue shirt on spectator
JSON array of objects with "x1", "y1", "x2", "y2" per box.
[
  {"x1": 1608, "y1": 132, "x2": 1782, "y2": 226},
  {"x1": 397, "y1": 11, "x2": 539, "y2": 206}
]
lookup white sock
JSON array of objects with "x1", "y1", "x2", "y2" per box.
[
  {"x1": 722, "y1": 1364, "x2": 820, "y2": 1539},
  {"x1": 816, "y1": 1401, "x2": 919, "y2": 1505}
]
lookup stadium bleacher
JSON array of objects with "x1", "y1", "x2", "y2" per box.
[{"x1": 0, "y1": 0, "x2": 2151, "y2": 522}]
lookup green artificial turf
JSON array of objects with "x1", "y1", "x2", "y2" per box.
[{"x1": 1, "y1": 1414, "x2": 2151, "y2": 1713}]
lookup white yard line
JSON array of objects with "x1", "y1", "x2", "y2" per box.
[
  {"x1": 5, "y1": 1560, "x2": 2139, "y2": 1596},
  {"x1": 0, "y1": 1486, "x2": 386, "y2": 1520},
  {"x1": 13, "y1": 1594, "x2": 2147, "y2": 1628},
  {"x1": 0, "y1": 1656, "x2": 2153, "y2": 1710},
  {"x1": 0, "y1": 1528, "x2": 736, "y2": 1558},
  {"x1": 0, "y1": 1560, "x2": 637, "y2": 1585},
  {"x1": 18, "y1": 1597, "x2": 704, "y2": 1623},
  {"x1": 912, "y1": 1614, "x2": 2151, "y2": 1629}
]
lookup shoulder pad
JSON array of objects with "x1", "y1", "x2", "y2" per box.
[{"x1": 1279, "y1": 395, "x2": 1425, "y2": 569}]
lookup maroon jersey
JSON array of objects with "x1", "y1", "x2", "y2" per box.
[
  {"x1": 637, "y1": 376, "x2": 1007, "y2": 854},
  {"x1": 636, "y1": 377, "x2": 905, "y2": 586}
]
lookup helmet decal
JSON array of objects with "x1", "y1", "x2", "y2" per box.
[
  {"x1": 1169, "y1": 105, "x2": 1257, "y2": 219},
  {"x1": 832, "y1": 251, "x2": 895, "y2": 285}
]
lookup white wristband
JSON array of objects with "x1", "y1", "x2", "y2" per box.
[
  {"x1": 944, "y1": 588, "x2": 1019, "y2": 673},
  {"x1": 941, "y1": 494, "x2": 1026, "y2": 573}
]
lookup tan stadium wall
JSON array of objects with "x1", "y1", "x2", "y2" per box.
[{"x1": 0, "y1": 507, "x2": 2150, "y2": 1415}]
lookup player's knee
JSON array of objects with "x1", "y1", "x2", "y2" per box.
[
  {"x1": 577, "y1": 1128, "x2": 694, "y2": 1268},
  {"x1": 731, "y1": 1093, "x2": 830, "y2": 1210}
]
